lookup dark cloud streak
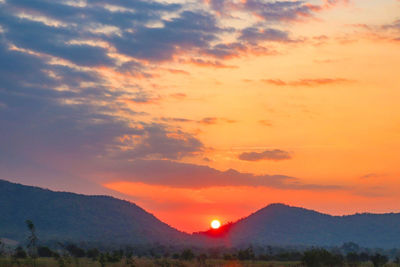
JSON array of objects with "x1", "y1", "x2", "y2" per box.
[
  {"x1": 239, "y1": 149, "x2": 292, "y2": 162},
  {"x1": 102, "y1": 159, "x2": 342, "y2": 190}
]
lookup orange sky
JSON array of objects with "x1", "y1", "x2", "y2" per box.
[
  {"x1": 101, "y1": 0, "x2": 400, "y2": 232},
  {"x1": 1, "y1": 0, "x2": 400, "y2": 233}
]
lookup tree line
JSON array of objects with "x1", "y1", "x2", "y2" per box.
[{"x1": 1, "y1": 221, "x2": 400, "y2": 266}]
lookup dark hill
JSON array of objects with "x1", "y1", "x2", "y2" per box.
[
  {"x1": 0, "y1": 179, "x2": 189, "y2": 245},
  {"x1": 196, "y1": 203, "x2": 400, "y2": 248},
  {"x1": 2, "y1": 180, "x2": 400, "y2": 248}
]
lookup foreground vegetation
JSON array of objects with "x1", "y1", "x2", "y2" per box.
[
  {"x1": 1, "y1": 244, "x2": 400, "y2": 267},
  {"x1": 1, "y1": 221, "x2": 400, "y2": 266},
  {"x1": 0, "y1": 257, "x2": 400, "y2": 267}
]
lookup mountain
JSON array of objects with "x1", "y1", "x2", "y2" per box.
[
  {"x1": 2, "y1": 179, "x2": 400, "y2": 249},
  {"x1": 0, "y1": 179, "x2": 189, "y2": 245},
  {"x1": 196, "y1": 203, "x2": 400, "y2": 248}
]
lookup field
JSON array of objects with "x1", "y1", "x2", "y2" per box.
[
  {"x1": 0, "y1": 257, "x2": 300, "y2": 267},
  {"x1": 0, "y1": 257, "x2": 399, "y2": 267}
]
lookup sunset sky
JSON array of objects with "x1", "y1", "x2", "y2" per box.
[{"x1": 1, "y1": 0, "x2": 400, "y2": 233}]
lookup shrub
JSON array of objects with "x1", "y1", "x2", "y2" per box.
[
  {"x1": 370, "y1": 253, "x2": 388, "y2": 267},
  {"x1": 237, "y1": 247, "x2": 255, "y2": 261},
  {"x1": 66, "y1": 244, "x2": 85, "y2": 258},
  {"x1": 86, "y1": 248, "x2": 100, "y2": 260},
  {"x1": 302, "y1": 248, "x2": 344, "y2": 267},
  {"x1": 180, "y1": 249, "x2": 195, "y2": 261},
  {"x1": 38, "y1": 246, "x2": 55, "y2": 257},
  {"x1": 346, "y1": 252, "x2": 361, "y2": 266},
  {"x1": 13, "y1": 246, "x2": 27, "y2": 259}
]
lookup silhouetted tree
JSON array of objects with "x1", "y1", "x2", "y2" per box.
[
  {"x1": 327, "y1": 253, "x2": 345, "y2": 266},
  {"x1": 0, "y1": 239, "x2": 4, "y2": 257},
  {"x1": 223, "y1": 253, "x2": 235, "y2": 260},
  {"x1": 99, "y1": 253, "x2": 106, "y2": 267},
  {"x1": 197, "y1": 253, "x2": 207, "y2": 265},
  {"x1": 125, "y1": 255, "x2": 135, "y2": 267},
  {"x1": 302, "y1": 248, "x2": 343, "y2": 267},
  {"x1": 346, "y1": 252, "x2": 361, "y2": 266},
  {"x1": 370, "y1": 253, "x2": 388, "y2": 267},
  {"x1": 53, "y1": 253, "x2": 66, "y2": 267},
  {"x1": 341, "y1": 242, "x2": 360, "y2": 254},
  {"x1": 180, "y1": 249, "x2": 195, "y2": 261},
  {"x1": 13, "y1": 246, "x2": 27, "y2": 259},
  {"x1": 275, "y1": 251, "x2": 303, "y2": 261},
  {"x1": 38, "y1": 246, "x2": 54, "y2": 257},
  {"x1": 66, "y1": 244, "x2": 85, "y2": 258},
  {"x1": 25, "y1": 219, "x2": 38, "y2": 258},
  {"x1": 106, "y1": 250, "x2": 123, "y2": 262},
  {"x1": 237, "y1": 247, "x2": 255, "y2": 261},
  {"x1": 86, "y1": 248, "x2": 100, "y2": 260},
  {"x1": 359, "y1": 252, "x2": 370, "y2": 262},
  {"x1": 172, "y1": 253, "x2": 180, "y2": 259}
]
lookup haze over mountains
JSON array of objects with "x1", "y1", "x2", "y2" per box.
[{"x1": 1, "y1": 179, "x2": 400, "y2": 248}]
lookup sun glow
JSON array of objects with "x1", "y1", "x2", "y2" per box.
[{"x1": 210, "y1": 219, "x2": 221, "y2": 229}]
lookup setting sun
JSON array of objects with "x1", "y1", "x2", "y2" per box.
[{"x1": 211, "y1": 220, "x2": 221, "y2": 229}]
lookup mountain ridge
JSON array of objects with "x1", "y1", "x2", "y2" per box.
[
  {"x1": 0, "y1": 179, "x2": 190, "y2": 245},
  {"x1": 2, "y1": 179, "x2": 400, "y2": 248},
  {"x1": 196, "y1": 203, "x2": 400, "y2": 248}
]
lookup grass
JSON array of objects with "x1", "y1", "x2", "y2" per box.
[
  {"x1": 0, "y1": 257, "x2": 301, "y2": 267},
  {"x1": 1, "y1": 257, "x2": 399, "y2": 267}
]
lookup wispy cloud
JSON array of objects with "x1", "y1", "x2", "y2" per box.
[
  {"x1": 262, "y1": 78, "x2": 351, "y2": 87},
  {"x1": 238, "y1": 149, "x2": 292, "y2": 162},
  {"x1": 188, "y1": 58, "x2": 237, "y2": 68},
  {"x1": 360, "y1": 173, "x2": 386, "y2": 179},
  {"x1": 259, "y1": 120, "x2": 273, "y2": 127}
]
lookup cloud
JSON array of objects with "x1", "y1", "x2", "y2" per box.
[
  {"x1": 206, "y1": 0, "x2": 318, "y2": 22},
  {"x1": 197, "y1": 117, "x2": 237, "y2": 125},
  {"x1": 262, "y1": 78, "x2": 351, "y2": 86},
  {"x1": 102, "y1": 159, "x2": 341, "y2": 190},
  {"x1": 242, "y1": 0, "x2": 319, "y2": 22},
  {"x1": 0, "y1": 36, "x2": 204, "y2": 190},
  {"x1": 239, "y1": 27, "x2": 292, "y2": 44},
  {"x1": 206, "y1": 0, "x2": 349, "y2": 23},
  {"x1": 0, "y1": 0, "x2": 349, "y2": 70},
  {"x1": 188, "y1": 58, "x2": 237, "y2": 68},
  {"x1": 169, "y1": 93, "x2": 187, "y2": 99},
  {"x1": 0, "y1": 12, "x2": 115, "y2": 67},
  {"x1": 159, "y1": 117, "x2": 194, "y2": 123},
  {"x1": 165, "y1": 69, "x2": 190, "y2": 75},
  {"x1": 117, "y1": 124, "x2": 204, "y2": 160},
  {"x1": 123, "y1": 94, "x2": 162, "y2": 105},
  {"x1": 383, "y1": 19, "x2": 400, "y2": 40},
  {"x1": 238, "y1": 149, "x2": 292, "y2": 162},
  {"x1": 259, "y1": 120, "x2": 273, "y2": 127},
  {"x1": 0, "y1": 0, "x2": 351, "y2": 194},
  {"x1": 109, "y1": 10, "x2": 223, "y2": 62},
  {"x1": 158, "y1": 117, "x2": 236, "y2": 126},
  {"x1": 202, "y1": 42, "x2": 247, "y2": 59},
  {"x1": 360, "y1": 173, "x2": 385, "y2": 179},
  {"x1": 0, "y1": 0, "x2": 223, "y2": 66},
  {"x1": 198, "y1": 117, "x2": 219, "y2": 125}
]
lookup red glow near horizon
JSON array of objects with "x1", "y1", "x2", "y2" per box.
[{"x1": 103, "y1": 181, "x2": 400, "y2": 232}]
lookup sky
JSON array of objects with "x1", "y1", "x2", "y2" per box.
[{"x1": 0, "y1": 0, "x2": 400, "y2": 233}]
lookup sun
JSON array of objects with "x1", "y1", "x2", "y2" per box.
[{"x1": 210, "y1": 219, "x2": 221, "y2": 229}]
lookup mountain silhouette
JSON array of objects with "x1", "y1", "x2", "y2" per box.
[
  {"x1": 0, "y1": 179, "x2": 189, "y2": 245},
  {"x1": 2, "y1": 179, "x2": 400, "y2": 248},
  {"x1": 196, "y1": 203, "x2": 400, "y2": 248}
]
